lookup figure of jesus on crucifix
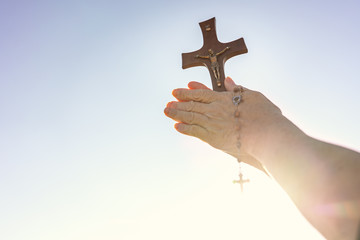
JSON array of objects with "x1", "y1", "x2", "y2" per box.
[{"x1": 196, "y1": 47, "x2": 230, "y2": 85}]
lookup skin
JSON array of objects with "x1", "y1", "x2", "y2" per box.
[{"x1": 164, "y1": 77, "x2": 360, "y2": 240}]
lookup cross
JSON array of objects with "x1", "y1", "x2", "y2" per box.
[
  {"x1": 233, "y1": 172, "x2": 250, "y2": 192},
  {"x1": 182, "y1": 17, "x2": 248, "y2": 91}
]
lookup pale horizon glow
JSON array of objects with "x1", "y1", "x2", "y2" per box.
[{"x1": 1, "y1": 0, "x2": 359, "y2": 239}]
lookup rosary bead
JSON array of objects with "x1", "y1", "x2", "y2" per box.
[{"x1": 233, "y1": 86, "x2": 241, "y2": 92}]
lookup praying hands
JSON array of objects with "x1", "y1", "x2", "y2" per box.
[{"x1": 164, "y1": 77, "x2": 360, "y2": 240}]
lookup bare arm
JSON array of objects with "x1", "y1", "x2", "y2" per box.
[
  {"x1": 164, "y1": 77, "x2": 360, "y2": 240},
  {"x1": 251, "y1": 113, "x2": 360, "y2": 240},
  {"x1": 195, "y1": 54, "x2": 209, "y2": 59}
]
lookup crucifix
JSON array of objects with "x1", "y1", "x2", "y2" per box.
[
  {"x1": 233, "y1": 159, "x2": 250, "y2": 192},
  {"x1": 182, "y1": 17, "x2": 248, "y2": 91}
]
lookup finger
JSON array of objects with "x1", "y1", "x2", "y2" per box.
[
  {"x1": 224, "y1": 76, "x2": 237, "y2": 91},
  {"x1": 174, "y1": 123, "x2": 208, "y2": 141},
  {"x1": 167, "y1": 101, "x2": 209, "y2": 114},
  {"x1": 164, "y1": 107, "x2": 208, "y2": 126},
  {"x1": 172, "y1": 88, "x2": 219, "y2": 103},
  {"x1": 188, "y1": 81, "x2": 210, "y2": 90}
]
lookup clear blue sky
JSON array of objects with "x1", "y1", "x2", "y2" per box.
[{"x1": 0, "y1": 0, "x2": 359, "y2": 239}]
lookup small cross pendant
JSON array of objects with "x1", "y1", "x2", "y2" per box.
[
  {"x1": 233, "y1": 160, "x2": 249, "y2": 192},
  {"x1": 233, "y1": 172, "x2": 250, "y2": 192}
]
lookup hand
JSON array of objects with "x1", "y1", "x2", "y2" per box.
[{"x1": 164, "y1": 77, "x2": 281, "y2": 171}]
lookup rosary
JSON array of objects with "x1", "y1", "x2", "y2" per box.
[
  {"x1": 181, "y1": 17, "x2": 250, "y2": 192},
  {"x1": 232, "y1": 86, "x2": 250, "y2": 192}
]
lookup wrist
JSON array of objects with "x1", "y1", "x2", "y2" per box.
[{"x1": 245, "y1": 114, "x2": 307, "y2": 162}]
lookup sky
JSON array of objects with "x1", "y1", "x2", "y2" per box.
[{"x1": 0, "y1": 0, "x2": 359, "y2": 239}]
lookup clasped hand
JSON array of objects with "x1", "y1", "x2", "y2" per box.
[{"x1": 164, "y1": 77, "x2": 282, "y2": 171}]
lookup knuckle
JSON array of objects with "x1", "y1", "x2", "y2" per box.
[
  {"x1": 192, "y1": 91, "x2": 202, "y2": 101},
  {"x1": 187, "y1": 101, "x2": 195, "y2": 111},
  {"x1": 184, "y1": 112, "x2": 194, "y2": 124},
  {"x1": 193, "y1": 90, "x2": 207, "y2": 101},
  {"x1": 188, "y1": 112, "x2": 195, "y2": 124}
]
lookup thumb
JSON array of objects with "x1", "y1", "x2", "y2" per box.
[{"x1": 224, "y1": 76, "x2": 237, "y2": 91}]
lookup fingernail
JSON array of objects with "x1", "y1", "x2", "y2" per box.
[
  {"x1": 174, "y1": 123, "x2": 182, "y2": 130},
  {"x1": 164, "y1": 107, "x2": 170, "y2": 115},
  {"x1": 172, "y1": 89, "x2": 178, "y2": 96},
  {"x1": 167, "y1": 101, "x2": 174, "y2": 108}
]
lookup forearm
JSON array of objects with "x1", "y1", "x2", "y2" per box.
[{"x1": 251, "y1": 116, "x2": 360, "y2": 240}]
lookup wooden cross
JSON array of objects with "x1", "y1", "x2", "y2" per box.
[{"x1": 182, "y1": 17, "x2": 248, "y2": 91}]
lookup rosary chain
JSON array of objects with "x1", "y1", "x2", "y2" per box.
[{"x1": 232, "y1": 86, "x2": 250, "y2": 192}]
